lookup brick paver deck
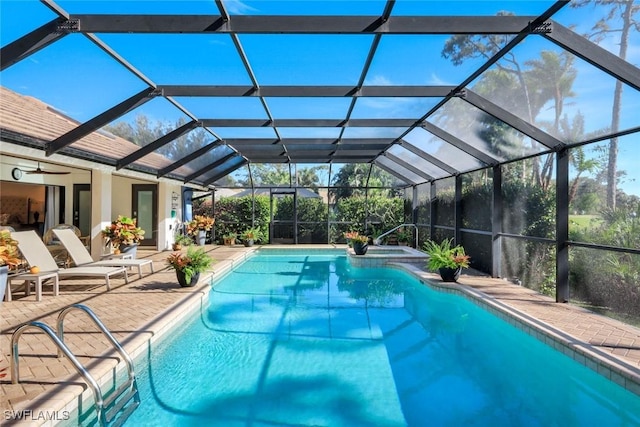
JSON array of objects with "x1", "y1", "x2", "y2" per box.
[{"x1": 1, "y1": 245, "x2": 639, "y2": 426}]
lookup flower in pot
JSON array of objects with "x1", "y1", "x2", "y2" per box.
[
  {"x1": 343, "y1": 231, "x2": 360, "y2": 247},
  {"x1": 186, "y1": 215, "x2": 215, "y2": 246},
  {"x1": 166, "y1": 246, "x2": 214, "y2": 287},
  {"x1": 350, "y1": 233, "x2": 369, "y2": 255},
  {"x1": 172, "y1": 232, "x2": 192, "y2": 251},
  {"x1": 0, "y1": 230, "x2": 21, "y2": 302},
  {"x1": 0, "y1": 230, "x2": 20, "y2": 268},
  {"x1": 223, "y1": 232, "x2": 237, "y2": 246},
  {"x1": 101, "y1": 215, "x2": 145, "y2": 254},
  {"x1": 240, "y1": 228, "x2": 262, "y2": 247},
  {"x1": 422, "y1": 238, "x2": 470, "y2": 282}
]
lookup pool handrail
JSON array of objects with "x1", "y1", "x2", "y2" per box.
[
  {"x1": 374, "y1": 224, "x2": 418, "y2": 248},
  {"x1": 11, "y1": 304, "x2": 140, "y2": 427}
]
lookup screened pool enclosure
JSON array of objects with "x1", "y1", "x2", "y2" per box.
[{"x1": 1, "y1": 0, "x2": 639, "y2": 323}]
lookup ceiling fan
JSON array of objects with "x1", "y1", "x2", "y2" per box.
[{"x1": 21, "y1": 162, "x2": 70, "y2": 175}]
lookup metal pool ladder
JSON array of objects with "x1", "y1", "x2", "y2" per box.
[{"x1": 11, "y1": 303, "x2": 140, "y2": 427}]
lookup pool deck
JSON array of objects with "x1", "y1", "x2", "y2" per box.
[{"x1": 1, "y1": 244, "x2": 640, "y2": 425}]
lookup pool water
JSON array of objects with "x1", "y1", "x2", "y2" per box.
[{"x1": 122, "y1": 250, "x2": 640, "y2": 426}]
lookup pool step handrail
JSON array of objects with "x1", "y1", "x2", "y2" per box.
[
  {"x1": 57, "y1": 304, "x2": 141, "y2": 427},
  {"x1": 10, "y1": 304, "x2": 140, "y2": 427},
  {"x1": 374, "y1": 224, "x2": 418, "y2": 248}
]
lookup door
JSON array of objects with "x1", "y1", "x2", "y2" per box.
[
  {"x1": 73, "y1": 184, "x2": 91, "y2": 237},
  {"x1": 132, "y1": 184, "x2": 157, "y2": 247},
  {"x1": 270, "y1": 189, "x2": 296, "y2": 244}
]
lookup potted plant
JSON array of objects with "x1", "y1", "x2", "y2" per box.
[
  {"x1": 223, "y1": 232, "x2": 237, "y2": 246},
  {"x1": 101, "y1": 215, "x2": 145, "y2": 255},
  {"x1": 172, "y1": 232, "x2": 192, "y2": 251},
  {"x1": 0, "y1": 230, "x2": 21, "y2": 302},
  {"x1": 240, "y1": 228, "x2": 261, "y2": 247},
  {"x1": 186, "y1": 215, "x2": 215, "y2": 246},
  {"x1": 166, "y1": 246, "x2": 214, "y2": 287},
  {"x1": 422, "y1": 238, "x2": 470, "y2": 282},
  {"x1": 396, "y1": 228, "x2": 413, "y2": 246},
  {"x1": 349, "y1": 233, "x2": 369, "y2": 255}
]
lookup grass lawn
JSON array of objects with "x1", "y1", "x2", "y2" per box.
[{"x1": 569, "y1": 214, "x2": 602, "y2": 230}]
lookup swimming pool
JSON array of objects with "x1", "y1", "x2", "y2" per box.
[{"x1": 118, "y1": 249, "x2": 639, "y2": 426}]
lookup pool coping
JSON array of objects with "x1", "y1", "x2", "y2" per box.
[{"x1": 390, "y1": 262, "x2": 640, "y2": 397}]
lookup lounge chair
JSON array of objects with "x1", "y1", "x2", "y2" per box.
[
  {"x1": 52, "y1": 228, "x2": 154, "y2": 278},
  {"x1": 12, "y1": 231, "x2": 128, "y2": 291}
]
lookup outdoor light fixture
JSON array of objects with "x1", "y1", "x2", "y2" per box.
[{"x1": 171, "y1": 192, "x2": 179, "y2": 217}]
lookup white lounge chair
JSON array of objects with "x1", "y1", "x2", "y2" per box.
[
  {"x1": 12, "y1": 230, "x2": 128, "y2": 291},
  {"x1": 53, "y1": 228, "x2": 154, "y2": 278}
]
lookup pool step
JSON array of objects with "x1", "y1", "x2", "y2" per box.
[{"x1": 105, "y1": 385, "x2": 140, "y2": 426}]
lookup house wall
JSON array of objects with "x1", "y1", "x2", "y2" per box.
[{"x1": 1, "y1": 145, "x2": 196, "y2": 254}]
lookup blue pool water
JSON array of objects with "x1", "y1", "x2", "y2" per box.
[{"x1": 121, "y1": 250, "x2": 640, "y2": 426}]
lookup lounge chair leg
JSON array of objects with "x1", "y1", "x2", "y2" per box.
[
  {"x1": 5, "y1": 282, "x2": 12, "y2": 302},
  {"x1": 35, "y1": 278, "x2": 42, "y2": 301}
]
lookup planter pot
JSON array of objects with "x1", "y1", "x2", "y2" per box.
[
  {"x1": 438, "y1": 267, "x2": 462, "y2": 282},
  {"x1": 197, "y1": 230, "x2": 206, "y2": 246},
  {"x1": 0, "y1": 265, "x2": 8, "y2": 303},
  {"x1": 352, "y1": 241, "x2": 368, "y2": 255},
  {"x1": 224, "y1": 238, "x2": 236, "y2": 246},
  {"x1": 176, "y1": 270, "x2": 200, "y2": 288},
  {"x1": 120, "y1": 244, "x2": 138, "y2": 259},
  {"x1": 243, "y1": 239, "x2": 254, "y2": 247},
  {"x1": 172, "y1": 243, "x2": 182, "y2": 251}
]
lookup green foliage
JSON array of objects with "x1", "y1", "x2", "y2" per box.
[
  {"x1": 330, "y1": 164, "x2": 400, "y2": 199},
  {"x1": 251, "y1": 164, "x2": 290, "y2": 186},
  {"x1": 423, "y1": 238, "x2": 471, "y2": 271},
  {"x1": 273, "y1": 195, "x2": 295, "y2": 221},
  {"x1": 174, "y1": 233, "x2": 192, "y2": 246},
  {"x1": 241, "y1": 227, "x2": 262, "y2": 241},
  {"x1": 213, "y1": 195, "x2": 270, "y2": 243},
  {"x1": 395, "y1": 227, "x2": 413, "y2": 243},
  {"x1": 462, "y1": 179, "x2": 492, "y2": 231},
  {"x1": 570, "y1": 246, "x2": 640, "y2": 325},
  {"x1": 502, "y1": 180, "x2": 556, "y2": 238},
  {"x1": 330, "y1": 194, "x2": 403, "y2": 242}
]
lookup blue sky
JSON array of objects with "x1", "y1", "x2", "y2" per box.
[{"x1": 1, "y1": 0, "x2": 639, "y2": 193}]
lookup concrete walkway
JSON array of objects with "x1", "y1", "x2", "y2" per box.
[{"x1": 1, "y1": 244, "x2": 639, "y2": 426}]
